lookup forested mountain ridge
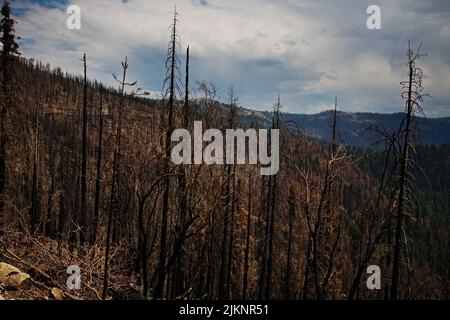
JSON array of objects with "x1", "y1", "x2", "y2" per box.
[{"x1": 238, "y1": 109, "x2": 450, "y2": 148}]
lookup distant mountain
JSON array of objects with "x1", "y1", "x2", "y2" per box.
[{"x1": 239, "y1": 109, "x2": 450, "y2": 148}]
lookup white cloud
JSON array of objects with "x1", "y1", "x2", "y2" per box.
[{"x1": 11, "y1": 0, "x2": 450, "y2": 116}]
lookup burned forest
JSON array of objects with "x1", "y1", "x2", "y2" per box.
[{"x1": 0, "y1": 2, "x2": 449, "y2": 302}]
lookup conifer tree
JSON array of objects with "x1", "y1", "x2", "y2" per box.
[{"x1": 0, "y1": 1, "x2": 20, "y2": 232}]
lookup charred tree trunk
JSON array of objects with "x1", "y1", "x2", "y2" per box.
[
  {"x1": 171, "y1": 45, "x2": 190, "y2": 299},
  {"x1": 265, "y1": 96, "x2": 280, "y2": 300},
  {"x1": 155, "y1": 11, "x2": 178, "y2": 299},
  {"x1": 92, "y1": 86, "x2": 104, "y2": 244},
  {"x1": 284, "y1": 186, "x2": 295, "y2": 300},
  {"x1": 226, "y1": 167, "x2": 236, "y2": 299},
  {"x1": 80, "y1": 53, "x2": 88, "y2": 244},
  {"x1": 30, "y1": 106, "x2": 39, "y2": 234},
  {"x1": 45, "y1": 106, "x2": 55, "y2": 238},
  {"x1": 103, "y1": 57, "x2": 134, "y2": 299},
  {"x1": 391, "y1": 44, "x2": 415, "y2": 301},
  {"x1": 242, "y1": 174, "x2": 252, "y2": 300}
]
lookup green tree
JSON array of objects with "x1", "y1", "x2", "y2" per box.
[{"x1": 0, "y1": 1, "x2": 20, "y2": 232}]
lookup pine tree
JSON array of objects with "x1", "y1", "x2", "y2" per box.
[
  {"x1": 0, "y1": 1, "x2": 20, "y2": 232},
  {"x1": 0, "y1": 2, "x2": 19, "y2": 58}
]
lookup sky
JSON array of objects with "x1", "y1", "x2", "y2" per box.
[{"x1": 9, "y1": 0, "x2": 450, "y2": 117}]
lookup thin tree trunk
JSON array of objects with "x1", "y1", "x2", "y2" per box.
[
  {"x1": 391, "y1": 51, "x2": 414, "y2": 300},
  {"x1": 30, "y1": 107, "x2": 39, "y2": 234},
  {"x1": 155, "y1": 12, "x2": 178, "y2": 299},
  {"x1": 242, "y1": 174, "x2": 252, "y2": 300},
  {"x1": 226, "y1": 166, "x2": 236, "y2": 299},
  {"x1": 284, "y1": 187, "x2": 295, "y2": 300},
  {"x1": 80, "y1": 53, "x2": 88, "y2": 244},
  {"x1": 219, "y1": 164, "x2": 231, "y2": 300},
  {"x1": 45, "y1": 106, "x2": 55, "y2": 238},
  {"x1": 92, "y1": 87, "x2": 104, "y2": 243},
  {"x1": 103, "y1": 58, "x2": 128, "y2": 300},
  {"x1": 172, "y1": 45, "x2": 190, "y2": 298}
]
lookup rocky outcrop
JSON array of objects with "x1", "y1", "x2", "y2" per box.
[{"x1": 0, "y1": 262, "x2": 31, "y2": 290}]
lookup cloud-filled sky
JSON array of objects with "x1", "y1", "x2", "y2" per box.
[{"x1": 10, "y1": 0, "x2": 450, "y2": 117}]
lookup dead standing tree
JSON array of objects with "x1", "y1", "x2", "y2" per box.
[
  {"x1": 390, "y1": 42, "x2": 427, "y2": 300},
  {"x1": 154, "y1": 8, "x2": 183, "y2": 299},
  {"x1": 29, "y1": 84, "x2": 40, "y2": 234},
  {"x1": 282, "y1": 98, "x2": 348, "y2": 300},
  {"x1": 170, "y1": 45, "x2": 190, "y2": 299},
  {"x1": 103, "y1": 56, "x2": 138, "y2": 299},
  {"x1": 265, "y1": 96, "x2": 280, "y2": 300},
  {"x1": 259, "y1": 95, "x2": 280, "y2": 300},
  {"x1": 80, "y1": 53, "x2": 88, "y2": 244},
  {"x1": 226, "y1": 86, "x2": 238, "y2": 299},
  {"x1": 284, "y1": 185, "x2": 296, "y2": 300},
  {"x1": 347, "y1": 125, "x2": 401, "y2": 300},
  {"x1": 242, "y1": 171, "x2": 253, "y2": 300},
  {"x1": 218, "y1": 86, "x2": 238, "y2": 300},
  {"x1": 92, "y1": 85, "x2": 104, "y2": 243}
]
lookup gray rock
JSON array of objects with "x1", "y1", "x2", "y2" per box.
[{"x1": 0, "y1": 262, "x2": 31, "y2": 289}]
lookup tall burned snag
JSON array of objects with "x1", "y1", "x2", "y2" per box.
[
  {"x1": 154, "y1": 8, "x2": 182, "y2": 299},
  {"x1": 92, "y1": 85, "x2": 104, "y2": 243},
  {"x1": 170, "y1": 45, "x2": 190, "y2": 299},
  {"x1": 29, "y1": 88, "x2": 40, "y2": 234},
  {"x1": 226, "y1": 86, "x2": 238, "y2": 299},
  {"x1": 265, "y1": 96, "x2": 280, "y2": 300},
  {"x1": 259, "y1": 95, "x2": 280, "y2": 300},
  {"x1": 284, "y1": 185, "x2": 296, "y2": 300},
  {"x1": 103, "y1": 57, "x2": 138, "y2": 299},
  {"x1": 218, "y1": 86, "x2": 238, "y2": 299},
  {"x1": 80, "y1": 53, "x2": 88, "y2": 244},
  {"x1": 242, "y1": 172, "x2": 252, "y2": 300},
  {"x1": 390, "y1": 42, "x2": 427, "y2": 300}
]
